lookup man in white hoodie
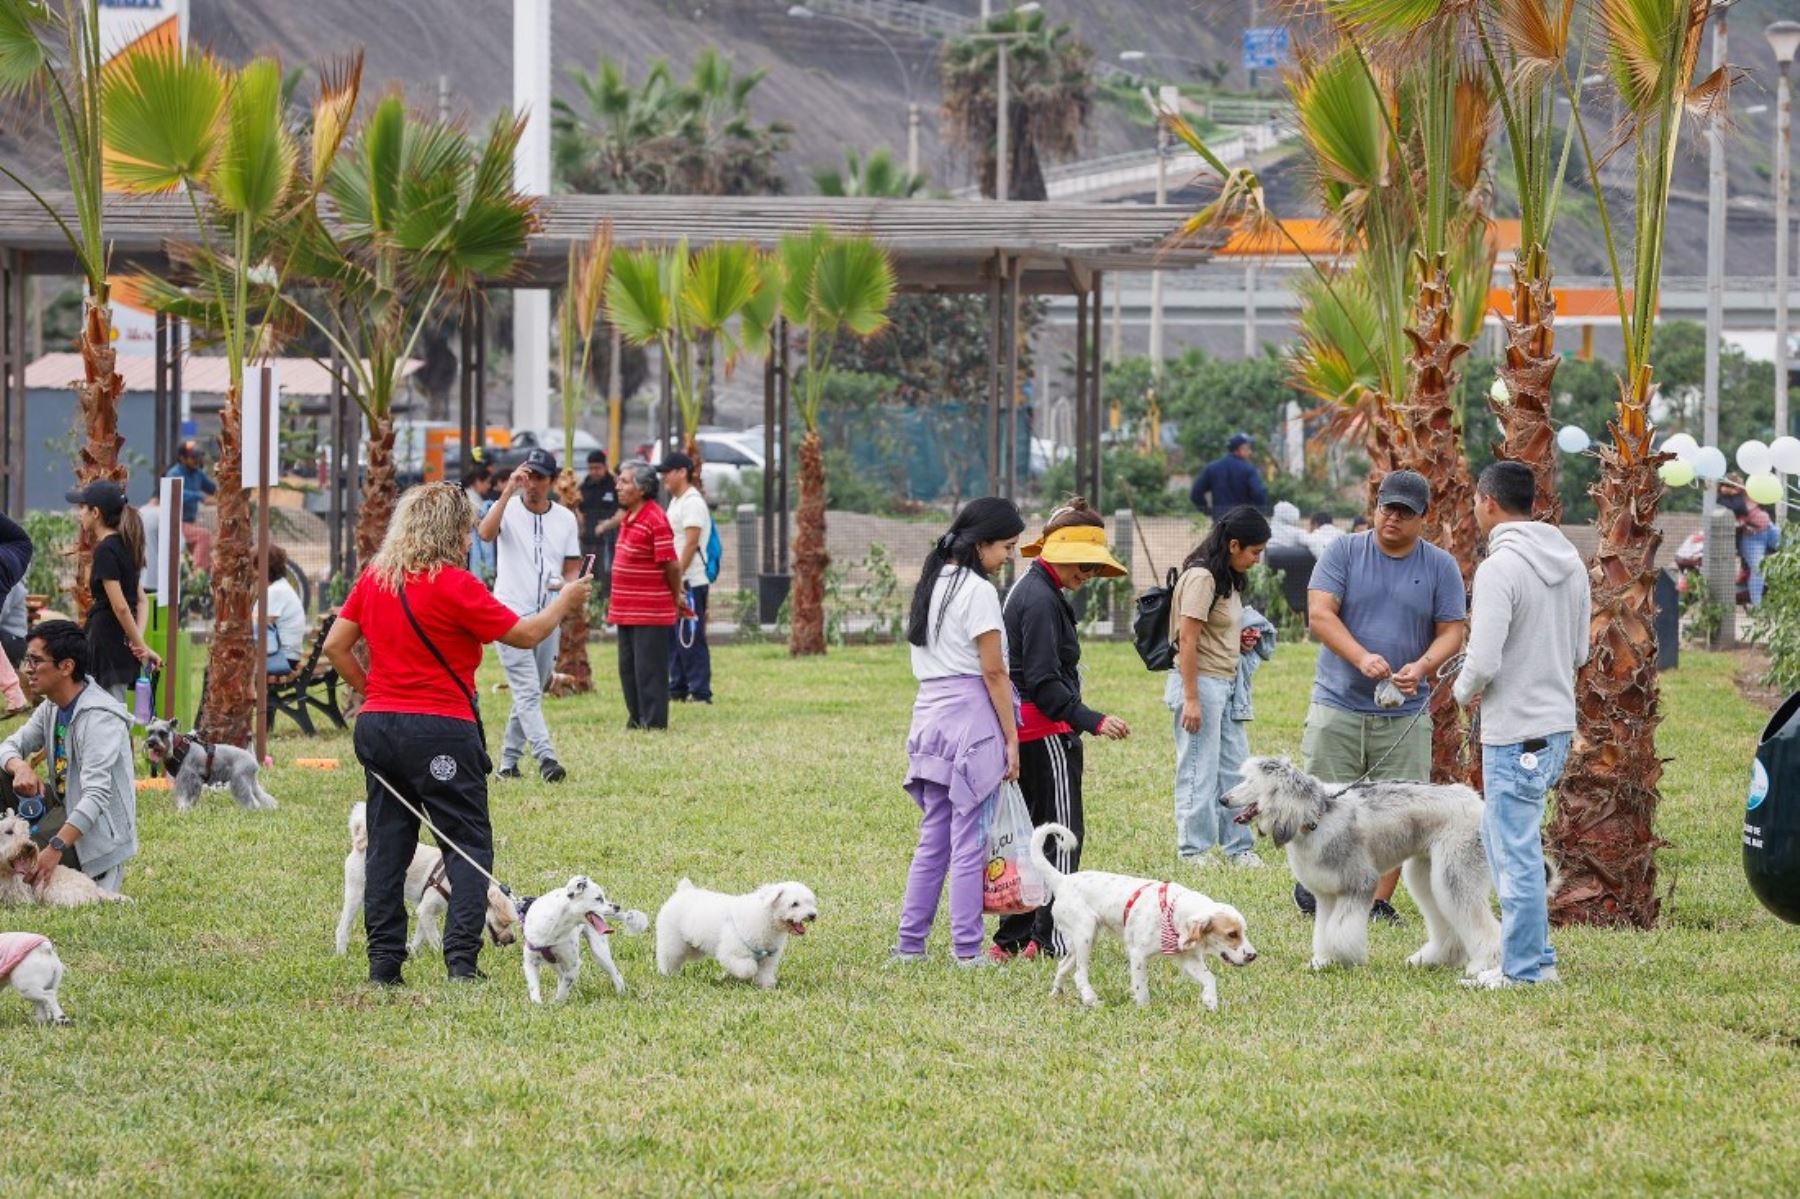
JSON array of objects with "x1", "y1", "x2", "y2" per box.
[{"x1": 1453, "y1": 462, "x2": 1591, "y2": 989}]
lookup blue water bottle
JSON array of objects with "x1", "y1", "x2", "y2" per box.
[{"x1": 134, "y1": 668, "x2": 153, "y2": 726}]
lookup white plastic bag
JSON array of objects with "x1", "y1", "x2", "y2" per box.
[{"x1": 982, "y1": 781, "x2": 1051, "y2": 915}]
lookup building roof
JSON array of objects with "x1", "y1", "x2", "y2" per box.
[
  {"x1": 24, "y1": 353, "x2": 417, "y2": 397},
  {"x1": 0, "y1": 192, "x2": 1224, "y2": 294}
]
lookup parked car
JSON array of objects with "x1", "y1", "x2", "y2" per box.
[
  {"x1": 649, "y1": 430, "x2": 767, "y2": 500},
  {"x1": 491, "y1": 427, "x2": 605, "y2": 474}
]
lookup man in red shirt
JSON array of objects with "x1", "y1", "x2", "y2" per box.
[{"x1": 607, "y1": 463, "x2": 690, "y2": 729}]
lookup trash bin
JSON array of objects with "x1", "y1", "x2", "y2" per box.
[{"x1": 1745, "y1": 689, "x2": 1800, "y2": 924}]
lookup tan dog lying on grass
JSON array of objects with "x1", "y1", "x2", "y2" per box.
[{"x1": 0, "y1": 809, "x2": 129, "y2": 907}]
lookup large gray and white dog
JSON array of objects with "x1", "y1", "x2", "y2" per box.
[
  {"x1": 1222, "y1": 756, "x2": 1499, "y2": 975},
  {"x1": 144, "y1": 717, "x2": 277, "y2": 812}
]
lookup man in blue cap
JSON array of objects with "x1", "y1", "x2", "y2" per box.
[{"x1": 1190, "y1": 432, "x2": 1269, "y2": 516}]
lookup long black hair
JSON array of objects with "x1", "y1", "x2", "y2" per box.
[
  {"x1": 1181, "y1": 505, "x2": 1271, "y2": 602},
  {"x1": 906, "y1": 497, "x2": 1025, "y2": 648}
]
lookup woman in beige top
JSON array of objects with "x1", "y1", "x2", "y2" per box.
[{"x1": 1165, "y1": 506, "x2": 1270, "y2": 864}]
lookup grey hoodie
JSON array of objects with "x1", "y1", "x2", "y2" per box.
[
  {"x1": 0, "y1": 682, "x2": 138, "y2": 877},
  {"x1": 1453, "y1": 520, "x2": 1591, "y2": 745}
]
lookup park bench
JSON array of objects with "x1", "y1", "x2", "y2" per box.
[{"x1": 267, "y1": 612, "x2": 347, "y2": 736}]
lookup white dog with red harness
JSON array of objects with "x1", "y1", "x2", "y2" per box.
[
  {"x1": 333, "y1": 802, "x2": 519, "y2": 956},
  {"x1": 1030, "y1": 823, "x2": 1257, "y2": 1009}
]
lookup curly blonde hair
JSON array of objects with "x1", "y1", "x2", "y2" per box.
[{"x1": 367, "y1": 482, "x2": 476, "y2": 593}]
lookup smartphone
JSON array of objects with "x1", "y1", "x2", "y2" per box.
[{"x1": 581, "y1": 553, "x2": 596, "y2": 578}]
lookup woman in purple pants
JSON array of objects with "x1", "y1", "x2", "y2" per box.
[{"x1": 893, "y1": 498, "x2": 1024, "y2": 967}]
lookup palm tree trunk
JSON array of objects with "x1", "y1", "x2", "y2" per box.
[
  {"x1": 553, "y1": 469, "x2": 593, "y2": 693},
  {"x1": 1395, "y1": 254, "x2": 1478, "y2": 784},
  {"x1": 788, "y1": 430, "x2": 829, "y2": 656},
  {"x1": 72, "y1": 297, "x2": 127, "y2": 621},
  {"x1": 1493, "y1": 245, "x2": 1563, "y2": 523},
  {"x1": 354, "y1": 416, "x2": 397, "y2": 570},
  {"x1": 685, "y1": 434, "x2": 706, "y2": 496},
  {"x1": 197, "y1": 385, "x2": 258, "y2": 748},
  {"x1": 1548, "y1": 370, "x2": 1667, "y2": 928}
]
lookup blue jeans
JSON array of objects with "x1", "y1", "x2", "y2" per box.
[
  {"x1": 668, "y1": 584, "x2": 712, "y2": 701},
  {"x1": 1743, "y1": 524, "x2": 1781, "y2": 607},
  {"x1": 1480, "y1": 732, "x2": 1571, "y2": 983},
  {"x1": 1166, "y1": 672, "x2": 1254, "y2": 858}
]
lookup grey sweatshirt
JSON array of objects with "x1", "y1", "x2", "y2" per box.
[
  {"x1": 1453, "y1": 520, "x2": 1591, "y2": 746},
  {"x1": 0, "y1": 682, "x2": 138, "y2": 877}
]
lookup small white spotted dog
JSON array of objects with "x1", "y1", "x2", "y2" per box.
[
  {"x1": 519, "y1": 875, "x2": 649, "y2": 1004},
  {"x1": 654, "y1": 878, "x2": 819, "y2": 989},
  {"x1": 1030, "y1": 823, "x2": 1257, "y2": 1010}
]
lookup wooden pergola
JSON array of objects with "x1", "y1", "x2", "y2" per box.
[{"x1": 0, "y1": 193, "x2": 1223, "y2": 588}]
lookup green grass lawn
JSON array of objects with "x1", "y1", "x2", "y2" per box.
[{"x1": 6, "y1": 641, "x2": 1798, "y2": 1195}]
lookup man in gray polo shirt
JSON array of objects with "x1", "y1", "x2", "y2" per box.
[{"x1": 1296, "y1": 469, "x2": 1468, "y2": 921}]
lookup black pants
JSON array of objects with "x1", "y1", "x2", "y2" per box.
[
  {"x1": 668, "y1": 583, "x2": 712, "y2": 701},
  {"x1": 618, "y1": 624, "x2": 672, "y2": 729},
  {"x1": 995, "y1": 732, "x2": 1084, "y2": 955},
  {"x1": 354, "y1": 712, "x2": 494, "y2": 978}
]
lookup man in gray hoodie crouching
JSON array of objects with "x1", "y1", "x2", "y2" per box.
[
  {"x1": 1, "y1": 619, "x2": 137, "y2": 893},
  {"x1": 1453, "y1": 462, "x2": 1591, "y2": 989}
]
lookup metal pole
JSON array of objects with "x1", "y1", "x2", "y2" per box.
[
  {"x1": 329, "y1": 349, "x2": 345, "y2": 587},
  {"x1": 1090, "y1": 270, "x2": 1104, "y2": 506},
  {"x1": 1075, "y1": 286, "x2": 1088, "y2": 503},
  {"x1": 1244, "y1": 261, "x2": 1259, "y2": 359},
  {"x1": 1702, "y1": 11, "x2": 1726, "y2": 543},
  {"x1": 1110, "y1": 272, "x2": 1122, "y2": 365},
  {"x1": 996, "y1": 41, "x2": 1010, "y2": 202},
  {"x1": 1149, "y1": 104, "x2": 1168, "y2": 378},
  {"x1": 254, "y1": 365, "x2": 273, "y2": 765},
  {"x1": 1777, "y1": 54, "x2": 1794, "y2": 523},
  {"x1": 908, "y1": 101, "x2": 921, "y2": 180},
  {"x1": 608, "y1": 323, "x2": 623, "y2": 465}
]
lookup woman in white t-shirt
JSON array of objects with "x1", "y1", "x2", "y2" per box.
[{"x1": 895, "y1": 498, "x2": 1025, "y2": 967}]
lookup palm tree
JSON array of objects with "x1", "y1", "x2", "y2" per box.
[
  {"x1": 940, "y1": 8, "x2": 1092, "y2": 200},
  {"x1": 777, "y1": 228, "x2": 896, "y2": 656},
  {"x1": 279, "y1": 97, "x2": 539, "y2": 568},
  {"x1": 1475, "y1": 0, "x2": 1580, "y2": 523},
  {"x1": 1549, "y1": 0, "x2": 1730, "y2": 928},
  {"x1": 552, "y1": 224, "x2": 612, "y2": 693},
  {"x1": 103, "y1": 45, "x2": 360, "y2": 747},
  {"x1": 671, "y1": 47, "x2": 792, "y2": 197},
  {"x1": 812, "y1": 146, "x2": 926, "y2": 198},
  {"x1": 0, "y1": 0, "x2": 115, "y2": 608},
  {"x1": 605, "y1": 241, "x2": 768, "y2": 490}
]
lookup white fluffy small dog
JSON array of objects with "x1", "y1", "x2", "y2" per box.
[
  {"x1": 655, "y1": 878, "x2": 818, "y2": 989},
  {"x1": 521, "y1": 875, "x2": 647, "y2": 1003},
  {"x1": 1031, "y1": 823, "x2": 1257, "y2": 1010},
  {"x1": 1, "y1": 932, "x2": 68, "y2": 1024},
  {"x1": 333, "y1": 803, "x2": 519, "y2": 956},
  {"x1": 0, "y1": 810, "x2": 129, "y2": 907}
]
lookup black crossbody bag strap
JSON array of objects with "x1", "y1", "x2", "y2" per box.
[{"x1": 398, "y1": 584, "x2": 490, "y2": 762}]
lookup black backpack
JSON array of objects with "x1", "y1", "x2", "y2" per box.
[{"x1": 1132, "y1": 567, "x2": 1180, "y2": 672}]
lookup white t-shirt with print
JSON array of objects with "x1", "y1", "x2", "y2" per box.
[
  {"x1": 492, "y1": 498, "x2": 581, "y2": 615},
  {"x1": 667, "y1": 488, "x2": 714, "y2": 589},
  {"x1": 910, "y1": 566, "x2": 1006, "y2": 680}
]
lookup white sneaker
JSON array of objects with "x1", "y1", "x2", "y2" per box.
[
  {"x1": 1537, "y1": 966, "x2": 1561, "y2": 984},
  {"x1": 952, "y1": 955, "x2": 993, "y2": 970},
  {"x1": 884, "y1": 950, "x2": 927, "y2": 968},
  {"x1": 1230, "y1": 850, "x2": 1266, "y2": 869},
  {"x1": 1460, "y1": 968, "x2": 1528, "y2": 990}
]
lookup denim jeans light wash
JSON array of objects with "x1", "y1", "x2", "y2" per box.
[
  {"x1": 1743, "y1": 524, "x2": 1782, "y2": 608},
  {"x1": 1479, "y1": 731, "x2": 1572, "y2": 983},
  {"x1": 499, "y1": 630, "x2": 560, "y2": 767},
  {"x1": 1165, "y1": 671, "x2": 1254, "y2": 858}
]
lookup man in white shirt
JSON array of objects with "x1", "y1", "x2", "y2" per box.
[
  {"x1": 659, "y1": 452, "x2": 715, "y2": 704},
  {"x1": 478, "y1": 448, "x2": 581, "y2": 782}
]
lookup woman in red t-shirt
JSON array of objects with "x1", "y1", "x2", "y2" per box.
[
  {"x1": 324, "y1": 482, "x2": 590, "y2": 986},
  {"x1": 607, "y1": 463, "x2": 690, "y2": 730}
]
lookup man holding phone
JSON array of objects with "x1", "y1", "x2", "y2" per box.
[
  {"x1": 1455, "y1": 462, "x2": 1590, "y2": 990},
  {"x1": 478, "y1": 448, "x2": 582, "y2": 783}
]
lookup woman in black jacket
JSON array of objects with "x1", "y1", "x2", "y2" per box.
[{"x1": 990, "y1": 498, "x2": 1132, "y2": 961}]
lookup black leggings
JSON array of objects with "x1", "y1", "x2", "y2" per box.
[
  {"x1": 995, "y1": 732, "x2": 1085, "y2": 955},
  {"x1": 618, "y1": 624, "x2": 672, "y2": 729},
  {"x1": 354, "y1": 712, "x2": 494, "y2": 978}
]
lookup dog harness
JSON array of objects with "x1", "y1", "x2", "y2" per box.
[
  {"x1": 731, "y1": 918, "x2": 778, "y2": 961},
  {"x1": 423, "y1": 858, "x2": 451, "y2": 903},
  {"x1": 0, "y1": 932, "x2": 48, "y2": 982},
  {"x1": 164, "y1": 733, "x2": 218, "y2": 784},
  {"x1": 530, "y1": 916, "x2": 613, "y2": 966},
  {"x1": 1122, "y1": 882, "x2": 1182, "y2": 956}
]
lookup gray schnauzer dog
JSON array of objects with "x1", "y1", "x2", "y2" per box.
[{"x1": 143, "y1": 718, "x2": 278, "y2": 812}]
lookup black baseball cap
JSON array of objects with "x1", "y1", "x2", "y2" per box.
[
  {"x1": 1228, "y1": 432, "x2": 1253, "y2": 451},
  {"x1": 1376, "y1": 469, "x2": 1431, "y2": 515},
  {"x1": 66, "y1": 480, "x2": 127, "y2": 517},
  {"x1": 657, "y1": 451, "x2": 694, "y2": 474},
  {"x1": 587, "y1": 449, "x2": 608, "y2": 465},
  {"x1": 521, "y1": 448, "x2": 558, "y2": 477}
]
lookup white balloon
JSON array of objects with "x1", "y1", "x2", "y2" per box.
[
  {"x1": 1737, "y1": 439, "x2": 1773, "y2": 475},
  {"x1": 1771, "y1": 435, "x2": 1800, "y2": 474},
  {"x1": 1661, "y1": 432, "x2": 1699, "y2": 460},
  {"x1": 1692, "y1": 446, "x2": 1729, "y2": 482},
  {"x1": 1555, "y1": 425, "x2": 1591, "y2": 454}
]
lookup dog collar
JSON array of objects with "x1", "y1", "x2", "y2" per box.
[{"x1": 1123, "y1": 882, "x2": 1182, "y2": 956}]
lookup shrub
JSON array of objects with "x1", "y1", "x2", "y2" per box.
[{"x1": 1753, "y1": 549, "x2": 1800, "y2": 693}]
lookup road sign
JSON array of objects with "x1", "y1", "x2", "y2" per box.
[{"x1": 1242, "y1": 26, "x2": 1289, "y2": 72}]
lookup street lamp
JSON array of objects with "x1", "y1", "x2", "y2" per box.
[
  {"x1": 788, "y1": 5, "x2": 920, "y2": 180},
  {"x1": 966, "y1": 3, "x2": 1039, "y2": 202},
  {"x1": 1771, "y1": 19, "x2": 1800, "y2": 521}
]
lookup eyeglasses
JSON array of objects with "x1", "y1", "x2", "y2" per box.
[
  {"x1": 1378, "y1": 505, "x2": 1422, "y2": 520},
  {"x1": 20, "y1": 654, "x2": 55, "y2": 671}
]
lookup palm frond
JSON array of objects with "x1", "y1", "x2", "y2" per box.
[
  {"x1": 0, "y1": 0, "x2": 53, "y2": 99},
  {"x1": 309, "y1": 50, "x2": 363, "y2": 194},
  {"x1": 100, "y1": 40, "x2": 227, "y2": 193},
  {"x1": 605, "y1": 247, "x2": 675, "y2": 347},
  {"x1": 213, "y1": 56, "x2": 297, "y2": 224}
]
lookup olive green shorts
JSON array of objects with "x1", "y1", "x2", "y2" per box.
[{"x1": 1300, "y1": 701, "x2": 1433, "y2": 785}]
